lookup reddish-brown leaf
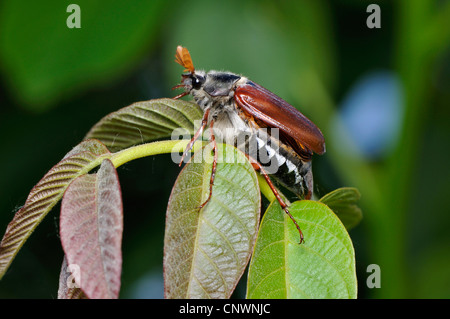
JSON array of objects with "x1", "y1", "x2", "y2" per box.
[
  {"x1": 0, "y1": 139, "x2": 110, "y2": 279},
  {"x1": 57, "y1": 256, "x2": 87, "y2": 299},
  {"x1": 60, "y1": 159, "x2": 123, "y2": 299}
]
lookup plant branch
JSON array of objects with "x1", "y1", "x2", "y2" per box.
[
  {"x1": 109, "y1": 139, "x2": 281, "y2": 204},
  {"x1": 110, "y1": 140, "x2": 201, "y2": 168}
]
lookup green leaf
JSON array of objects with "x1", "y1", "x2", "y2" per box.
[
  {"x1": 0, "y1": 0, "x2": 165, "y2": 111},
  {"x1": 319, "y1": 187, "x2": 362, "y2": 230},
  {"x1": 85, "y1": 98, "x2": 203, "y2": 152},
  {"x1": 164, "y1": 144, "x2": 260, "y2": 299},
  {"x1": 247, "y1": 200, "x2": 357, "y2": 299},
  {"x1": 0, "y1": 139, "x2": 110, "y2": 279}
]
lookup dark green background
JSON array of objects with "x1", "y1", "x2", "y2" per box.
[{"x1": 0, "y1": 0, "x2": 449, "y2": 298}]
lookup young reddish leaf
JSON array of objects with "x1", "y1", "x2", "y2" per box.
[
  {"x1": 85, "y1": 98, "x2": 203, "y2": 152},
  {"x1": 63, "y1": 138, "x2": 111, "y2": 159},
  {"x1": 60, "y1": 159, "x2": 123, "y2": 299},
  {"x1": 57, "y1": 256, "x2": 87, "y2": 299},
  {"x1": 164, "y1": 144, "x2": 260, "y2": 299},
  {"x1": 0, "y1": 139, "x2": 110, "y2": 279}
]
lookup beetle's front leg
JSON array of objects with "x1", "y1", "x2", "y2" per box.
[
  {"x1": 198, "y1": 118, "x2": 218, "y2": 210},
  {"x1": 179, "y1": 108, "x2": 210, "y2": 167}
]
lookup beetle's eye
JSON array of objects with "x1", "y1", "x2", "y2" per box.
[{"x1": 192, "y1": 75, "x2": 204, "y2": 90}]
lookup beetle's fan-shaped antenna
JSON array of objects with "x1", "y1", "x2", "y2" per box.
[{"x1": 175, "y1": 46, "x2": 195, "y2": 73}]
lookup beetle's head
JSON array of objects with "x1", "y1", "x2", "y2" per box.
[
  {"x1": 180, "y1": 71, "x2": 206, "y2": 92},
  {"x1": 174, "y1": 46, "x2": 205, "y2": 93}
]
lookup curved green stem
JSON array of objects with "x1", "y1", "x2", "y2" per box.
[
  {"x1": 108, "y1": 139, "x2": 277, "y2": 203},
  {"x1": 110, "y1": 140, "x2": 199, "y2": 168},
  {"x1": 257, "y1": 174, "x2": 276, "y2": 203}
]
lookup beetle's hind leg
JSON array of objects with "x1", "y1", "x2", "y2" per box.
[{"x1": 247, "y1": 157, "x2": 305, "y2": 244}]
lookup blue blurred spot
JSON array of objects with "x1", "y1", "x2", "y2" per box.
[
  {"x1": 127, "y1": 269, "x2": 164, "y2": 299},
  {"x1": 334, "y1": 71, "x2": 403, "y2": 159}
]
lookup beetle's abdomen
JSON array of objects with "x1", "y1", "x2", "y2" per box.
[{"x1": 234, "y1": 130, "x2": 313, "y2": 199}]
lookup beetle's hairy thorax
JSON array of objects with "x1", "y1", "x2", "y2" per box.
[{"x1": 189, "y1": 71, "x2": 245, "y2": 115}]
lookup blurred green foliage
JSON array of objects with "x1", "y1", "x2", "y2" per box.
[
  {"x1": 0, "y1": 0, "x2": 449, "y2": 298},
  {"x1": 0, "y1": 0, "x2": 165, "y2": 110}
]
